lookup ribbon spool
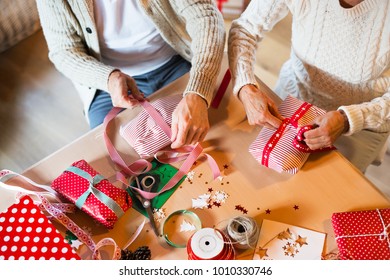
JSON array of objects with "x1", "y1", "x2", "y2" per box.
[
  {"x1": 187, "y1": 228, "x2": 235, "y2": 260},
  {"x1": 226, "y1": 216, "x2": 260, "y2": 250},
  {"x1": 163, "y1": 210, "x2": 202, "y2": 248}
]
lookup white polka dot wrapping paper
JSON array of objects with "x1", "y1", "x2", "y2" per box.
[
  {"x1": 0, "y1": 195, "x2": 80, "y2": 260},
  {"x1": 51, "y1": 159, "x2": 132, "y2": 229},
  {"x1": 332, "y1": 208, "x2": 390, "y2": 260},
  {"x1": 248, "y1": 95, "x2": 329, "y2": 174}
]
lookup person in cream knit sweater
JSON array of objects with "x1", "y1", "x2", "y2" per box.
[
  {"x1": 228, "y1": 0, "x2": 389, "y2": 172},
  {"x1": 36, "y1": 0, "x2": 225, "y2": 149}
]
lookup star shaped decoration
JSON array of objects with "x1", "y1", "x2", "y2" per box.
[
  {"x1": 208, "y1": 187, "x2": 213, "y2": 193},
  {"x1": 295, "y1": 235, "x2": 308, "y2": 247},
  {"x1": 213, "y1": 201, "x2": 222, "y2": 207},
  {"x1": 70, "y1": 239, "x2": 83, "y2": 250},
  {"x1": 257, "y1": 247, "x2": 268, "y2": 259},
  {"x1": 277, "y1": 228, "x2": 292, "y2": 240},
  {"x1": 293, "y1": 205, "x2": 299, "y2": 210},
  {"x1": 223, "y1": 164, "x2": 229, "y2": 169},
  {"x1": 265, "y1": 209, "x2": 271, "y2": 214},
  {"x1": 243, "y1": 209, "x2": 248, "y2": 214}
]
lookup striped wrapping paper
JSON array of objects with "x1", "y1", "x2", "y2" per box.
[
  {"x1": 120, "y1": 94, "x2": 182, "y2": 158},
  {"x1": 249, "y1": 95, "x2": 327, "y2": 174}
]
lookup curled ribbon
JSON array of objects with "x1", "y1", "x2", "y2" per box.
[{"x1": 335, "y1": 209, "x2": 390, "y2": 252}]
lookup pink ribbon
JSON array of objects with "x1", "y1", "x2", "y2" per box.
[
  {"x1": 104, "y1": 97, "x2": 221, "y2": 202},
  {"x1": 0, "y1": 170, "x2": 144, "y2": 260}
]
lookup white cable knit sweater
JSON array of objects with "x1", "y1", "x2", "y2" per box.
[
  {"x1": 36, "y1": 0, "x2": 225, "y2": 119},
  {"x1": 228, "y1": 0, "x2": 390, "y2": 136}
]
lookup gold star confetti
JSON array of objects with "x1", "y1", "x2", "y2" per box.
[
  {"x1": 295, "y1": 235, "x2": 308, "y2": 247},
  {"x1": 277, "y1": 228, "x2": 292, "y2": 240},
  {"x1": 257, "y1": 247, "x2": 268, "y2": 259}
]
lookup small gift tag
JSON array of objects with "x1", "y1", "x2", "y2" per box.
[
  {"x1": 0, "y1": 195, "x2": 80, "y2": 260},
  {"x1": 51, "y1": 160, "x2": 132, "y2": 229}
]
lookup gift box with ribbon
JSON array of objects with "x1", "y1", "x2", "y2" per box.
[
  {"x1": 51, "y1": 159, "x2": 132, "y2": 229},
  {"x1": 120, "y1": 94, "x2": 181, "y2": 159},
  {"x1": 249, "y1": 95, "x2": 334, "y2": 174},
  {"x1": 0, "y1": 195, "x2": 80, "y2": 260},
  {"x1": 332, "y1": 208, "x2": 390, "y2": 260}
]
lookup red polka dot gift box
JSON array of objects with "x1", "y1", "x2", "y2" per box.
[
  {"x1": 51, "y1": 160, "x2": 132, "y2": 229},
  {"x1": 248, "y1": 95, "x2": 335, "y2": 174},
  {"x1": 0, "y1": 195, "x2": 80, "y2": 260},
  {"x1": 332, "y1": 208, "x2": 390, "y2": 260}
]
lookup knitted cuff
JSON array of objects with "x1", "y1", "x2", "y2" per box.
[{"x1": 337, "y1": 105, "x2": 364, "y2": 136}]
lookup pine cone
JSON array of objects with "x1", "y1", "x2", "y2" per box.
[
  {"x1": 120, "y1": 249, "x2": 134, "y2": 260},
  {"x1": 132, "y1": 246, "x2": 151, "y2": 260}
]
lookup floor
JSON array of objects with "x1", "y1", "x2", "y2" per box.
[{"x1": 0, "y1": 14, "x2": 389, "y2": 200}]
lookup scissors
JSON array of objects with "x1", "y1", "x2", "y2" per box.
[{"x1": 133, "y1": 175, "x2": 160, "y2": 236}]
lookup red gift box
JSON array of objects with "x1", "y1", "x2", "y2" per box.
[
  {"x1": 0, "y1": 195, "x2": 80, "y2": 260},
  {"x1": 51, "y1": 160, "x2": 132, "y2": 229},
  {"x1": 332, "y1": 208, "x2": 390, "y2": 260},
  {"x1": 249, "y1": 95, "x2": 331, "y2": 174}
]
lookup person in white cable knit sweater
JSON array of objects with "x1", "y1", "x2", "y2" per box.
[
  {"x1": 36, "y1": 0, "x2": 225, "y2": 149},
  {"x1": 228, "y1": 0, "x2": 390, "y2": 172}
]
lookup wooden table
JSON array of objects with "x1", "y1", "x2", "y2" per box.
[{"x1": 1, "y1": 56, "x2": 389, "y2": 260}]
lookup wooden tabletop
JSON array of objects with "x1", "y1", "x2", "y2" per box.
[{"x1": 1, "y1": 56, "x2": 389, "y2": 260}]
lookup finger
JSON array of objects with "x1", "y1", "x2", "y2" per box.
[
  {"x1": 185, "y1": 127, "x2": 197, "y2": 146},
  {"x1": 171, "y1": 125, "x2": 189, "y2": 149},
  {"x1": 126, "y1": 78, "x2": 144, "y2": 101},
  {"x1": 189, "y1": 128, "x2": 206, "y2": 145},
  {"x1": 265, "y1": 113, "x2": 283, "y2": 129}
]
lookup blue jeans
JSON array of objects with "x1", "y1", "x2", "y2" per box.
[{"x1": 88, "y1": 55, "x2": 191, "y2": 129}]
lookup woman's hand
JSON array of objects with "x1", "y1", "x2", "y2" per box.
[{"x1": 107, "y1": 70, "x2": 145, "y2": 108}]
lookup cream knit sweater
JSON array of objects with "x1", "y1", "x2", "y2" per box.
[
  {"x1": 36, "y1": 0, "x2": 225, "y2": 118},
  {"x1": 228, "y1": 0, "x2": 390, "y2": 136}
]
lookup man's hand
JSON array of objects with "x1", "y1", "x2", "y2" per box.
[
  {"x1": 238, "y1": 84, "x2": 283, "y2": 129},
  {"x1": 303, "y1": 110, "x2": 347, "y2": 149},
  {"x1": 170, "y1": 94, "x2": 209, "y2": 149},
  {"x1": 107, "y1": 70, "x2": 145, "y2": 108}
]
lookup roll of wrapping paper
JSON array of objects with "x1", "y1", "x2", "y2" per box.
[{"x1": 187, "y1": 228, "x2": 235, "y2": 260}]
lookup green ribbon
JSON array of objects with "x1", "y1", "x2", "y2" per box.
[{"x1": 66, "y1": 166, "x2": 125, "y2": 218}]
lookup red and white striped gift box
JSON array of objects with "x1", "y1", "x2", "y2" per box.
[
  {"x1": 120, "y1": 95, "x2": 182, "y2": 159},
  {"x1": 249, "y1": 95, "x2": 327, "y2": 174}
]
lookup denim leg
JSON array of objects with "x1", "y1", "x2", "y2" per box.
[
  {"x1": 88, "y1": 90, "x2": 113, "y2": 129},
  {"x1": 134, "y1": 55, "x2": 191, "y2": 97},
  {"x1": 88, "y1": 55, "x2": 191, "y2": 129}
]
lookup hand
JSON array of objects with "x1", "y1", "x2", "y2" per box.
[
  {"x1": 107, "y1": 70, "x2": 145, "y2": 108},
  {"x1": 303, "y1": 110, "x2": 346, "y2": 149},
  {"x1": 238, "y1": 84, "x2": 284, "y2": 129},
  {"x1": 170, "y1": 94, "x2": 209, "y2": 149}
]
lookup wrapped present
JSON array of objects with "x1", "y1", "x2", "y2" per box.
[
  {"x1": 0, "y1": 195, "x2": 80, "y2": 260},
  {"x1": 120, "y1": 94, "x2": 182, "y2": 159},
  {"x1": 332, "y1": 208, "x2": 390, "y2": 260},
  {"x1": 249, "y1": 95, "x2": 334, "y2": 174},
  {"x1": 51, "y1": 159, "x2": 132, "y2": 229}
]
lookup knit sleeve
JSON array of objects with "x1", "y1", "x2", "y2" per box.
[
  {"x1": 338, "y1": 90, "x2": 390, "y2": 136},
  {"x1": 228, "y1": 0, "x2": 289, "y2": 95},
  {"x1": 173, "y1": 0, "x2": 226, "y2": 106},
  {"x1": 36, "y1": 0, "x2": 115, "y2": 92}
]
